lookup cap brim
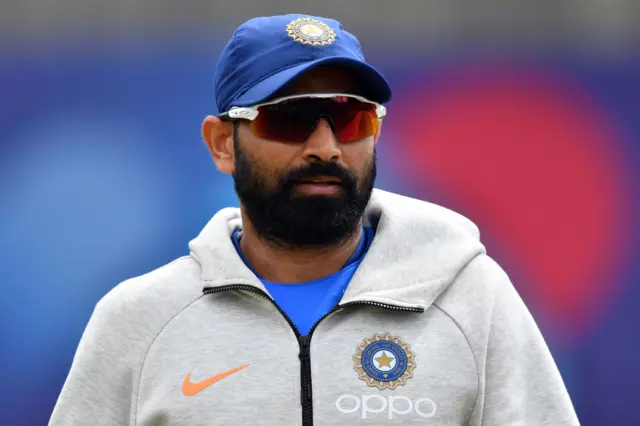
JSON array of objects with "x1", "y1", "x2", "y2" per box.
[{"x1": 230, "y1": 57, "x2": 392, "y2": 109}]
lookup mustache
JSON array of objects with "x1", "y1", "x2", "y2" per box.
[{"x1": 280, "y1": 162, "x2": 357, "y2": 188}]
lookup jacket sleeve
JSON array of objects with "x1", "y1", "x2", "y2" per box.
[
  {"x1": 49, "y1": 292, "x2": 144, "y2": 426},
  {"x1": 436, "y1": 254, "x2": 580, "y2": 425},
  {"x1": 475, "y1": 258, "x2": 580, "y2": 425}
]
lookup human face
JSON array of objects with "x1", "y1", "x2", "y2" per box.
[
  {"x1": 233, "y1": 125, "x2": 376, "y2": 247},
  {"x1": 207, "y1": 67, "x2": 380, "y2": 247}
]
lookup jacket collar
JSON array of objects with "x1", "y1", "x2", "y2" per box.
[{"x1": 189, "y1": 189, "x2": 485, "y2": 310}]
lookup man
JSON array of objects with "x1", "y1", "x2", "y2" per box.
[{"x1": 50, "y1": 14, "x2": 579, "y2": 426}]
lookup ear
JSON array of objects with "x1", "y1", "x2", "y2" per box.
[{"x1": 202, "y1": 116, "x2": 234, "y2": 175}]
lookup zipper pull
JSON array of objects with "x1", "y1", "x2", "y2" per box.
[
  {"x1": 299, "y1": 335, "x2": 310, "y2": 360},
  {"x1": 298, "y1": 335, "x2": 312, "y2": 406}
]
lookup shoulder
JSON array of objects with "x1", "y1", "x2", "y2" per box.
[
  {"x1": 434, "y1": 254, "x2": 513, "y2": 320},
  {"x1": 90, "y1": 256, "x2": 205, "y2": 343},
  {"x1": 433, "y1": 253, "x2": 535, "y2": 353}
]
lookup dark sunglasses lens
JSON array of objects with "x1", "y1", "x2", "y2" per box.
[
  {"x1": 250, "y1": 98, "x2": 379, "y2": 143},
  {"x1": 251, "y1": 103, "x2": 316, "y2": 142},
  {"x1": 331, "y1": 104, "x2": 378, "y2": 143}
]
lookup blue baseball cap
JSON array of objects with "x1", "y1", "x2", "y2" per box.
[{"x1": 213, "y1": 14, "x2": 392, "y2": 115}]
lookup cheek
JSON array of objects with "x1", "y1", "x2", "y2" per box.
[
  {"x1": 342, "y1": 139, "x2": 375, "y2": 173},
  {"x1": 248, "y1": 147, "x2": 299, "y2": 186},
  {"x1": 237, "y1": 127, "x2": 299, "y2": 182}
]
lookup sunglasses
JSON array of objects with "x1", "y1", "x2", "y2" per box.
[{"x1": 220, "y1": 93, "x2": 386, "y2": 143}]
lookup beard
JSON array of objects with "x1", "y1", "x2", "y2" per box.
[{"x1": 232, "y1": 132, "x2": 376, "y2": 248}]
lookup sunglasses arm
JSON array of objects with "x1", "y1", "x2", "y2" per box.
[{"x1": 226, "y1": 107, "x2": 259, "y2": 121}]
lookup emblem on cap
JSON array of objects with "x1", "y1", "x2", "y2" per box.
[
  {"x1": 286, "y1": 17, "x2": 336, "y2": 46},
  {"x1": 353, "y1": 333, "x2": 416, "y2": 390}
]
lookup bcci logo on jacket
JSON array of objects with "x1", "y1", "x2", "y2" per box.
[
  {"x1": 353, "y1": 333, "x2": 416, "y2": 390},
  {"x1": 286, "y1": 17, "x2": 336, "y2": 46}
]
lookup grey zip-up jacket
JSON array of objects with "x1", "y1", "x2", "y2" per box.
[{"x1": 50, "y1": 189, "x2": 579, "y2": 425}]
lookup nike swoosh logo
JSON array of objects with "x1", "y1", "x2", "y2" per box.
[{"x1": 182, "y1": 364, "x2": 250, "y2": 396}]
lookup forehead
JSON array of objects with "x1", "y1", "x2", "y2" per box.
[{"x1": 276, "y1": 66, "x2": 362, "y2": 96}]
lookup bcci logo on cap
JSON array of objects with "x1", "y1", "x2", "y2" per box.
[
  {"x1": 353, "y1": 333, "x2": 416, "y2": 390},
  {"x1": 286, "y1": 17, "x2": 336, "y2": 46}
]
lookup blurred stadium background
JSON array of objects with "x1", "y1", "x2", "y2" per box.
[{"x1": 1, "y1": 0, "x2": 639, "y2": 424}]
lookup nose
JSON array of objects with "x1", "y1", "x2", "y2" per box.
[{"x1": 302, "y1": 118, "x2": 341, "y2": 163}]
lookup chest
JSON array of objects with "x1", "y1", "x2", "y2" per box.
[{"x1": 135, "y1": 297, "x2": 478, "y2": 425}]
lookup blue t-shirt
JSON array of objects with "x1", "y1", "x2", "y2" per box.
[{"x1": 231, "y1": 227, "x2": 373, "y2": 336}]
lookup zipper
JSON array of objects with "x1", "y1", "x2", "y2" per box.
[
  {"x1": 203, "y1": 285, "x2": 424, "y2": 426},
  {"x1": 298, "y1": 335, "x2": 313, "y2": 426}
]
